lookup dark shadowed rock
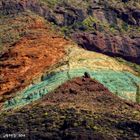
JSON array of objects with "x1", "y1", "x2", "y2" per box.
[
  {"x1": 0, "y1": 0, "x2": 140, "y2": 64},
  {"x1": 72, "y1": 32, "x2": 140, "y2": 64}
]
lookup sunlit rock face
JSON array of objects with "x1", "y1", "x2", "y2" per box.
[
  {"x1": 3, "y1": 45, "x2": 140, "y2": 110},
  {"x1": 0, "y1": 0, "x2": 140, "y2": 110},
  {"x1": 0, "y1": 1, "x2": 140, "y2": 139},
  {"x1": 0, "y1": 11, "x2": 69, "y2": 108}
]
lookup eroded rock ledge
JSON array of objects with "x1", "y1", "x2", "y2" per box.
[{"x1": 0, "y1": 0, "x2": 140, "y2": 64}]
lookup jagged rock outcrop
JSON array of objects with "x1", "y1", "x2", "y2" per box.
[
  {"x1": 0, "y1": 0, "x2": 140, "y2": 26},
  {"x1": 0, "y1": 0, "x2": 26, "y2": 14},
  {"x1": 0, "y1": 0, "x2": 140, "y2": 64},
  {"x1": 111, "y1": 6, "x2": 140, "y2": 26},
  {"x1": 72, "y1": 32, "x2": 140, "y2": 64}
]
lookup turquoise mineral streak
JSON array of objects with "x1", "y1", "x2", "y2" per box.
[{"x1": 4, "y1": 69, "x2": 140, "y2": 109}]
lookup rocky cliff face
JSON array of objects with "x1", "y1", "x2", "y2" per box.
[
  {"x1": 0, "y1": 1, "x2": 140, "y2": 139},
  {"x1": 1, "y1": 0, "x2": 140, "y2": 64},
  {"x1": 0, "y1": 0, "x2": 140, "y2": 108},
  {"x1": 0, "y1": 0, "x2": 139, "y2": 104},
  {"x1": 72, "y1": 32, "x2": 140, "y2": 64}
]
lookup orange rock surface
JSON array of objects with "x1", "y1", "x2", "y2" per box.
[{"x1": 0, "y1": 18, "x2": 69, "y2": 105}]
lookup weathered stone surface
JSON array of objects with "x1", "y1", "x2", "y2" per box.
[
  {"x1": 3, "y1": 45, "x2": 140, "y2": 110},
  {"x1": 0, "y1": 77, "x2": 140, "y2": 140},
  {"x1": 0, "y1": 1, "x2": 140, "y2": 139},
  {"x1": 0, "y1": 12, "x2": 69, "y2": 107},
  {"x1": 0, "y1": 1, "x2": 140, "y2": 64},
  {"x1": 0, "y1": 0, "x2": 140, "y2": 107},
  {"x1": 1, "y1": 0, "x2": 139, "y2": 64},
  {"x1": 72, "y1": 32, "x2": 140, "y2": 64}
]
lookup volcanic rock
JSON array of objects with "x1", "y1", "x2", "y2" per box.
[{"x1": 0, "y1": 77, "x2": 140, "y2": 140}]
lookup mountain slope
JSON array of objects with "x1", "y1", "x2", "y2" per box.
[
  {"x1": 1, "y1": 0, "x2": 140, "y2": 63},
  {"x1": 0, "y1": 11, "x2": 69, "y2": 108},
  {"x1": 0, "y1": 0, "x2": 140, "y2": 110},
  {"x1": 0, "y1": 1, "x2": 140, "y2": 140},
  {"x1": 0, "y1": 77, "x2": 140, "y2": 140}
]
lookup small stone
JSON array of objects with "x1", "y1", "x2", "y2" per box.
[{"x1": 84, "y1": 72, "x2": 90, "y2": 78}]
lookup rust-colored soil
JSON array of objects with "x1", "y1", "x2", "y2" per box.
[
  {"x1": 0, "y1": 18, "x2": 69, "y2": 105},
  {"x1": 41, "y1": 76, "x2": 140, "y2": 114}
]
